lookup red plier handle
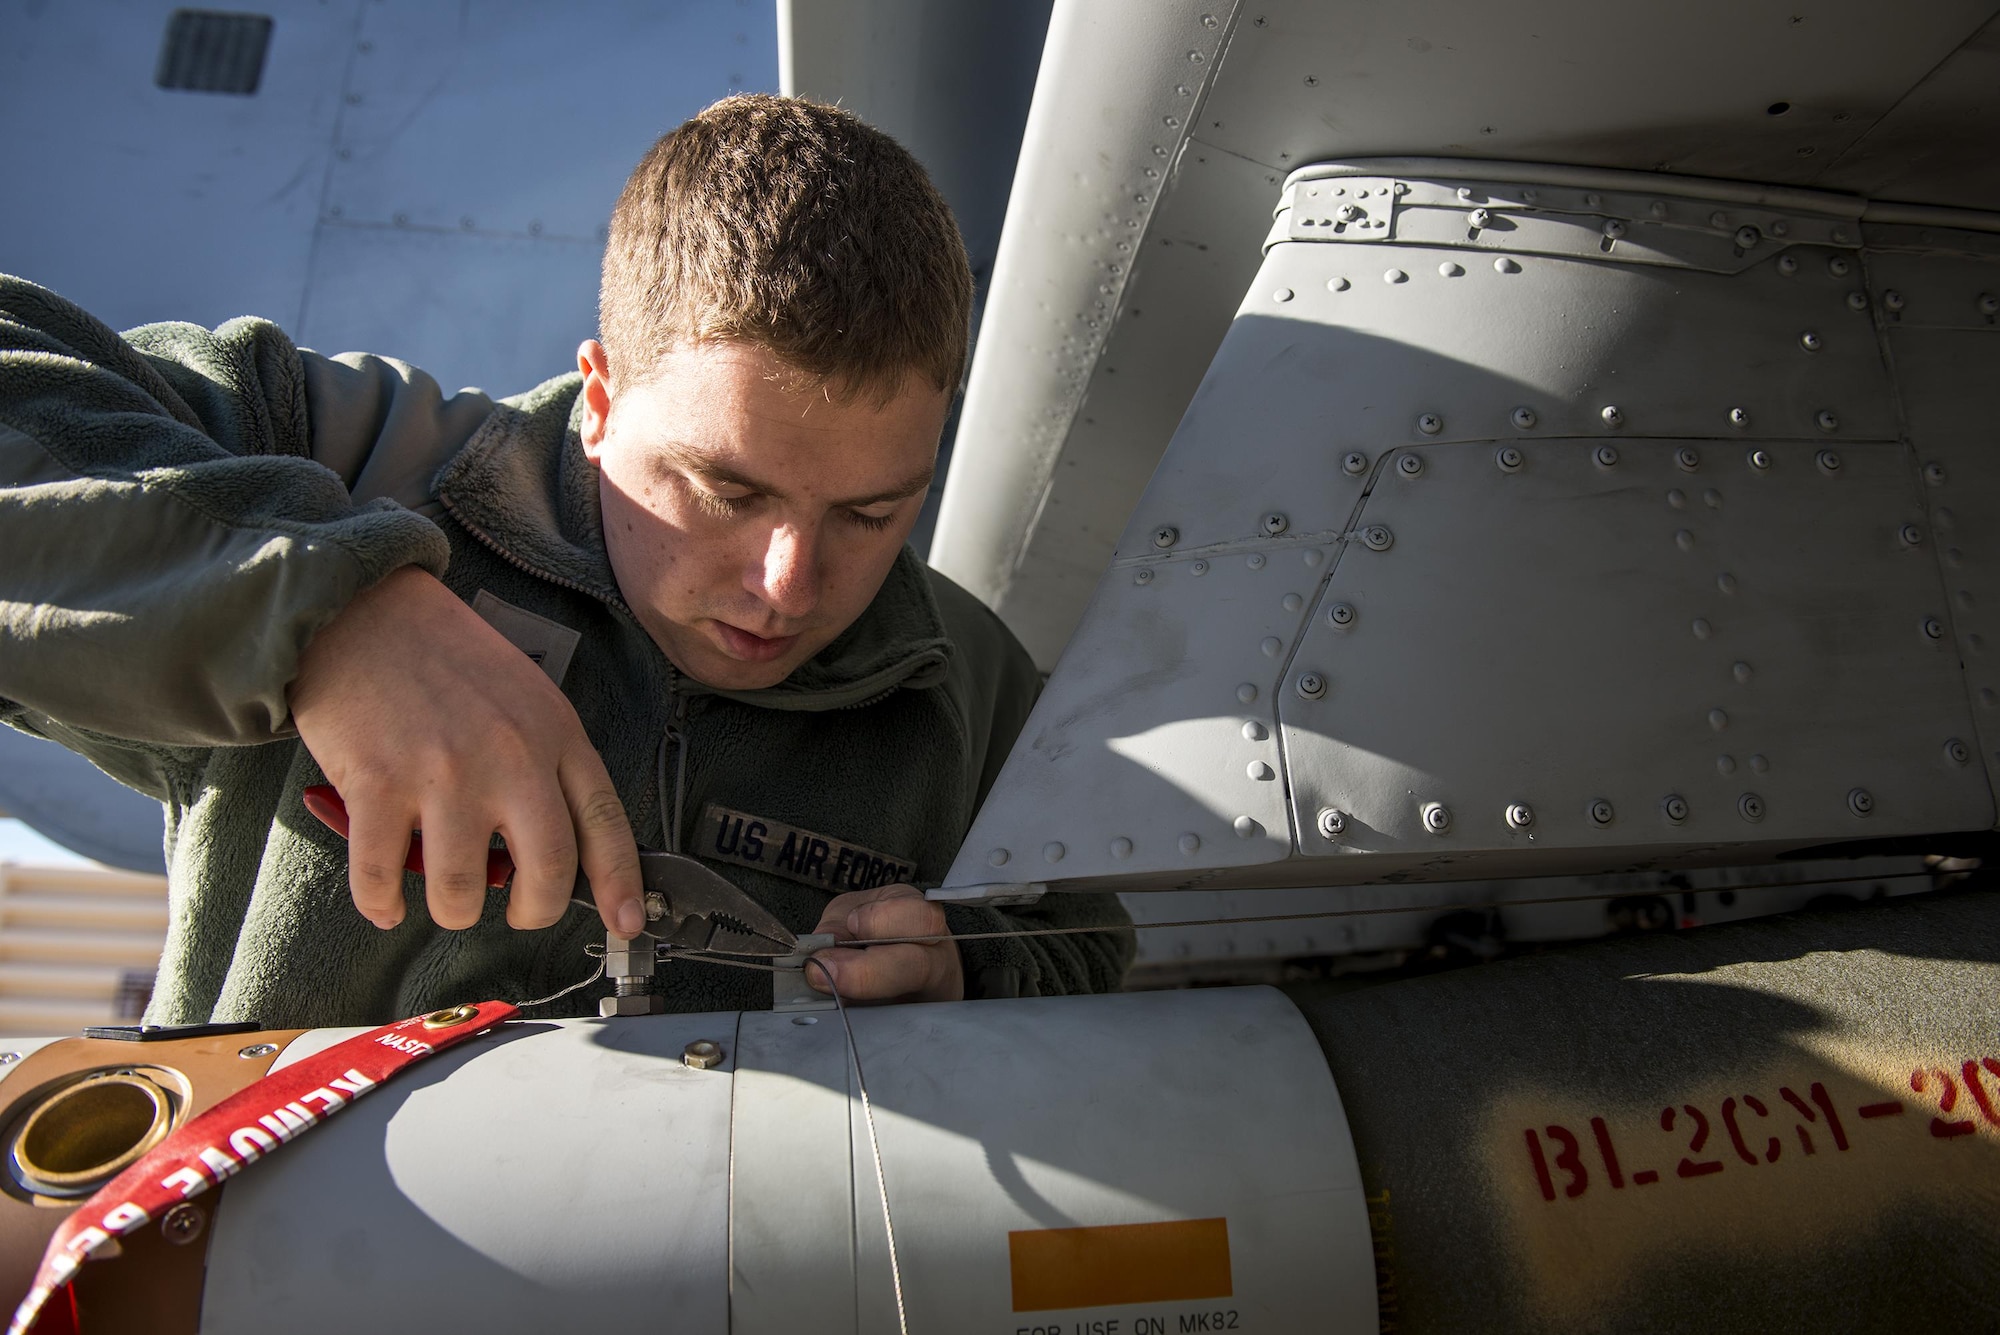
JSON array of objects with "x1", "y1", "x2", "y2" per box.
[{"x1": 302, "y1": 784, "x2": 515, "y2": 890}]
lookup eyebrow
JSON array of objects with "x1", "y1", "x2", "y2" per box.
[{"x1": 667, "y1": 445, "x2": 935, "y2": 509}]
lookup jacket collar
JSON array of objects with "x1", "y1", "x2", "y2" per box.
[{"x1": 433, "y1": 374, "x2": 952, "y2": 710}]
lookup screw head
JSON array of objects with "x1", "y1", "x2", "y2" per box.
[
  {"x1": 1603, "y1": 219, "x2": 1627, "y2": 239},
  {"x1": 1421, "y1": 802, "x2": 1452, "y2": 834},
  {"x1": 1816, "y1": 410, "x2": 1840, "y2": 433},
  {"x1": 1505, "y1": 802, "x2": 1535, "y2": 830},
  {"x1": 162, "y1": 1203, "x2": 206, "y2": 1246},
  {"x1": 1748, "y1": 448, "x2": 1773, "y2": 471},
  {"x1": 1800, "y1": 331, "x2": 1822, "y2": 352},
  {"x1": 1729, "y1": 407, "x2": 1751, "y2": 428},
  {"x1": 1362, "y1": 525, "x2": 1394, "y2": 552},
  {"x1": 1816, "y1": 450, "x2": 1841, "y2": 473},
  {"x1": 1738, "y1": 792, "x2": 1766, "y2": 822},
  {"x1": 1587, "y1": 798, "x2": 1615, "y2": 826},
  {"x1": 1735, "y1": 225, "x2": 1760, "y2": 248},
  {"x1": 1496, "y1": 445, "x2": 1525, "y2": 472},
  {"x1": 1828, "y1": 257, "x2": 1851, "y2": 277},
  {"x1": 1946, "y1": 737, "x2": 1972, "y2": 766},
  {"x1": 1134, "y1": 569, "x2": 1153, "y2": 585},
  {"x1": 1296, "y1": 672, "x2": 1328, "y2": 700},
  {"x1": 1600, "y1": 406, "x2": 1624, "y2": 428},
  {"x1": 1317, "y1": 808, "x2": 1347, "y2": 839},
  {"x1": 0, "y1": 1052, "x2": 18, "y2": 1067},
  {"x1": 1778, "y1": 255, "x2": 1799, "y2": 275},
  {"x1": 1847, "y1": 291, "x2": 1869, "y2": 311},
  {"x1": 1152, "y1": 526, "x2": 1179, "y2": 548},
  {"x1": 1342, "y1": 451, "x2": 1369, "y2": 475},
  {"x1": 1662, "y1": 794, "x2": 1690, "y2": 823},
  {"x1": 1397, "y1": 453, "x2": 1425, "y2": 477},
  {"x1": 1511, "y1": 406, "x2": 1538, "y2": 430},
  {"x1": 1923, "y1": 616, "x2": 1946, "y2": 640},
  {"x1": 1261, "y1": 511, "x2": 1288, "y2": 535},
  {"x1": 1594, "y1": 444, "x2": 1620, "y2": 467},
  {"x1": 1899, "y1": 522, "x2": 1925, "y2": 546},
  {"x1": 1847, "y1": 787, "x2": 1874, "y2": 817},
  {"x1": 1417, "y1": 413, "x2": 1443, "y2": 436},
  {"x1": 1924, "y1": 461, "x2": 1947, "y2": 485},
  {"x1": 1884, "y1": 290, "x2": 1905, "y2": 311},
  {"x1": 1979, "y1": 293, "x2": 2000, "y2": 316},
  {"x1": 1676, "y1": 447, "x2": 1701, "y2": 472},
  {"x1": 682, "y1": 1039, "x2": 725, "y2": 1070},
  {"x1": 1328, "y1": 602, "x2": 1356, "y2": 627},
  {"x1": 1468, "y1": 207, "x2": 1492, "y2": 228},
  {"x1": 238, "y1": 1043, "x2": 280, "y2": 1059}
]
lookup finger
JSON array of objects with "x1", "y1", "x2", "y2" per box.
[
  {"x1": 807, "y1": 943, "x2": 936, "y2": 1001},
  {"x1": 843, "y1": 892, "x2": 947, "y2": 944},
  {"x1": 814, "y1": 883, "x2": 928, "y2": 940},
  {"x1": 417, "y1": 803, "x2": 499, "y2": 931},
  {"x1": 498, "y1": 791, "x2": 579, "y2": 931},
  {"x1": 343, "y1": 791, "x2": 415, "y2": 930},
  {"x1": 561, "y1": 744, "x2": 643, "y2": 938}
]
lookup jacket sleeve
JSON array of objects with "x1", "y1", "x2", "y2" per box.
[
  {"x1": 928, "y1": 567, "x2": 1136, "y2": 997},
  {"x1": 0, "y1": 276, "x2": 487, "y2": 751}
]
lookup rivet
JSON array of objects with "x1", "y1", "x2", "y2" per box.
[
  {"x1": 1980, "y1": 293, "x2": 2000, "y2": 316},
  {"x1": 1778, "y1": 255, "x2": 1799, "y2": 275},
  {"x1": 1675, "y1": 529, "x2": 1695, "y2": 552},
  {"x1": 1179, "y1": 833, "x2": 1202, "y2": 854},
  {"x1": 1693, "y1": 619, "x2": 1714, "y2": 640},
  {"x1": 1416, "y1": 414, "x2": 1443, "y2": 436},
  {"x1": 1828, "y1": 257, "x2": 1850, "y2": 277},
  {"x1": 1587, "y1": 798, "x2": 1615, "y2": 826},
  {"x1": 1883, "y1": 290, "x2": 1905, "y2": 311},
  {"x1": 1496, "y1": 445, "x2": 1525, "y2": 472},
  {"x1": 1737, "y1": 792, "x2": 1765, "y2": 822},
  {"x1": 1261, "y1": 511, "x2": 1288, "y2": 536},
  {"x1": 1468, "y1": 207, "x2": 1492, "y2": 229},
  {"x1": 1317, "y1": 808, "x2": 1347, "y2": 839},
  {"x1": 1329, "y1": 276, "x2": 1351, "y2": 291},
  {"x1": 1846, "y1": 292, "x2": 1868, "y2": 311},
  {"x1": 1924, "y1": 461, "x2": 1947, "y2": 485},
  {"x1": 162, "y1": 1203, "x2": 206, "y2": 1247},
  {"x1": 1439, "y1": 261, "x2": 1464, "y2": 277},
  {"x1": 1816, "y1": 450, "x2": 1841, "y2": 474},
  {"x1": 1703, "y1": 488, "x2": 1722, "y2": 509},
  {"x1": 1733, "y1": 661, "x2": 1753, "y2": 683},
  {"x1": 1422, "y1": 802, "x2": 1452, "y2": 834},
  {"x1": 1817, "y1": 409, "x2": 1839, "y2": 433},
  {"x1": 1600, "y1": 406, "x2": 1624, "y2": 429},
  {"x1": 1511, "y1": 406, "x2": 1538, "y2": 430},
  {"x1": 1398, "y1": 453, "x2": 1425, "y2": 477},
  {"x1": 1282, "y1": 592, "x2": 1304, "y2": 612},
  {"x1": 682, "y1": 1039, "x2": 725, "y2": 1070},
  {"x1": 988, "y1": 848, "x2": 1010, "y2": 867},
  {"x1": 1457, "y1": 187, "x2": 1475, "y2": 201},
  {"x1": 1832, "y1": 227, "x2": 1851, "y2": 243},
  {"x1": 1192, "y1": 559, "x2": 1209, "y2": 575},
  {"x1": 1385, "y1": 268, "x2": 1408, "y2": 284},
  {"x1": 1748, "y1": 449, "x2": 1773, "y2": 471},
  {"x1": 1134, "y1": 569, "x2": 1153, "y2": 585},
  {"x1": 1261, "y1": 636, "x2": 1284, "y2": 657},
  {"x1": 1111, "y1": 837, "x2": 1134, "y2": 858},
  {"x1": 1329, "y1": 602, "x2": 1356, "y2": 627},
  {"x1": 1799, "y1": 331, "x2": 1822, "y2": 352},
  {"x1": 1750, "y1": 753, "x2": 1769, "y2": 774},
  {"x1": 1676, "y1": 446, "x2": 1700, "y2": 471},
  {"x1": 1362, "y1": 525, "x2": 1394, "y2": 552},
  {"x1": 1153, "y1": 526, "x2": 1179, "y2": 548},
  {"x1": 1771, "y1": 220, "x2": 1790, "y2": 237},
  {"x1": 1922, "y1": 617, "x2": 1945, "y2": 641},
  {"x1": 1709, "y1": 211, "x2": 1729, "y2": 229},
  {"x1": 1233, "y1": 816, "x2": 1261, "y2": 838},
  {"x1": 1247, "y1": 553, "x2": 1266, "y2": 569},
  {"x1": 1718, "y1": 754, "x2": 1737, "y2": 775},
  {"x1": 1248, "y1": 761, "x2": 1276, "y2": 780},
  {"x1": 1846, "y1": 788, "x2": 1874, "y2": 817},
  {"x1": 1603, "y1": 219, "x2": 1627, "y2": 239},
  {"x1": 1304, "y1": 548, "x2": 1324, "y2": 567},
  {"x1": 1594, "y1": 444, "x2": 1619, "y2": 467},
  {"x1": 1584, "y1": 192, "x2": 1603, "y2": 208},
  {"x1": 1648, "y1": 200, "x2": 1668, "y2": 217},
  {"x1": 1393, "y1": 182, "x2": 1408, "y2": 195},
  {"x1": 238, "y1": 1042, "x2": 280, "y2": 1059},
  {"x1": 1494, "y1": 257, "x2": 1521, "y2": 274},
  {"x1": 1708, "y1": 706, "x2": 1728, "y2": 729},
  {"x1": 1505, "y1": 802, "x2": 1534, "y2": 830},
  {"x1": 1735, "y1": 225, "x2": 1760, "y2": 248},
  {"x1": 1200, "y1": 12, "x2": 1218, "y2": 26},
  {"x1": 1900, "y1": 522, "x2": 1925, "y2": 546},
  {"x1": 1729, "y1": 407, "x2": 1751, "y2": 428},
  {"x1": 1243, "y1": 720, "x2": 1269, "y2": 741},
  {"x1": 1662, "y1": 794, "x2": 1690, "y2": 824},
  {"x1": 1668, "y1": 489, "x2": 1687, "y2": 509},
  {"x1": 1343, "y1": 451, "x2": 1369, "y2": 475},
  {"x1": 1273, "y1": 287, "x2": 1294, "y2": 302},
  {"x1": 1522, "y1": 189, "x2": 1537, "y2": 202},
  {"x1": 1296, "y1": 672, "x2": 1328, "y2": 700},
  {"x1": 1945, "y1": 738, "x2": 1972, "y2": 765},
  {"x1": 1043, "y1": 841, "x2": 1066, "y2": 863},
  {"x1": 1237, "y1": 682, "x2": 1259, "y2": 703}
]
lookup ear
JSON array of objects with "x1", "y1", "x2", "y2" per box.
[{"x1": 577, "y1": 340, "x2": 613, "y2": 462}]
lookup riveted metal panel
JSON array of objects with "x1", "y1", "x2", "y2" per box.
[{"x1": 1277, "y1": 437, "x2": 1990, "y2": 865}]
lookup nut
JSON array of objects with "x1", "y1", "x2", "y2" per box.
[
  {"x1": 643, "y1": 891, "x2": 668, "y2": 922},
  {"x1": 599, "y1": 993, "x2": 666, "y2": 1017},
  {"x1": 682, "y1": 1039, "x2": 725, "y2": 1070}
]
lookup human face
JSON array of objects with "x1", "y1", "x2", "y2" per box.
[{"x1": 577, "y1": 340, "x2": 949, "y2": 690}]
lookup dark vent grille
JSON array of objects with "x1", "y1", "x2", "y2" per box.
[{"x1": 155, "y1": 10, "x2": 273, "y2": 96}]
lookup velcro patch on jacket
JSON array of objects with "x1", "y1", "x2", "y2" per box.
[
  {"x1": 700, "y1": 804, "x2": 917, "y2": 893},
  {"x1": 472, "y1": 589, "x2": 581, "y2": 686}
]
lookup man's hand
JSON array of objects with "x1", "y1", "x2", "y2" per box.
[
  {"x1": 808, "y1": 884, "x2": 963, "y2": 1003},
  {"x1": 289, "y1": 567, "x2": 645, "y2": 937}
]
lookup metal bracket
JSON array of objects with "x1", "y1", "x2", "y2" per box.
[
  {"x1": 1286, "y1": 178, "x2": 1402, "y2": 242},
  {"x1": 925, "y1": 882, "x2": 1050, "y2": 907},
  {"x1": 771, "y1": 932, "x2": 838, "y2": 1013}
]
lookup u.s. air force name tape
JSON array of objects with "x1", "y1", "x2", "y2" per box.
[
  {"x1": 8, "y1": 1000, "x2": 518, "y2": 1335},
  {"x1": 701, "y1": 804, "x2": 917, "y2": 893}
]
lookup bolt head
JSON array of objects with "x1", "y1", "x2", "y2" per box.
[
  {"x1": 1662, "y1": 795, "x2": 1690, "y2": 823},
  {"x1": 1817, "y1": 450, "x2": 1841, "y2": 473},
  {"x1": 1923, "y1": 616, "x2": 1946, "y2": 640},
  {"x1": 1417, "y1": 414, "x2": 1443, "y2": 436},
  {"x1": 1594, "y1": 444, "x2": 1619, "y2": 467},
  {"x1": 682, "y1": 1039, "x2": 725, "y2": 1070},
  {"x1": 1735, "y1": 225, "x2": 1760, "y2": 248},
  {"x1": 1342, "y1": 451, "x2": 1369, "y2": 475},
  {"x1": 1676, "y1": 447, "x2": 1700, "y2": 471},
  {"x1": 1738, "y1": 792, "x2": 1766, "y2": 822},
  {"x1": 1317, "y1": 808, "x2": 1347, "y2": 839},
  {"x1": 1901, "y1": 522, "x2": 1925, "y2": 546},
  {"x1": 1505, "y1": 802, "x2": 1535, "y2": 830},
  {"x1": 1496, "y1": 445, "x2": 1524, "y2": 472},
  {"x1": 1946, "y1": 738, "x2": 1972, "y2": 765},
  {"x1": 1398, "y1": 453, "x2": 1424, "y2": 476},
  {"x1": 1749, "y1": 449, "x2": 1773, "y2": 470},
  {"x1": 1588, "y1": 799, "x2": 1615, "y2": 826},
  {"x1": 1261, "y1": 511, "x2": 1288, "y2": 535},
  {"x1": 1421, "y1": 802, "x2": 1452, "y2": 834},
  {"x1": 1152, "y1": 526, "x2": 1179, "y2": 548},
  {"x1": 1362, "y1": 525, "x2": 1393, "y2": 551},
  {"x1": 1296, "y1": 672, "x2": 1327, "y2": 700},
  {"x1": 1729, "y1": 407, "x2": 1751, "y2": 428},
  {"x1": 1511, "y1": 406, "x2": 1537, "y2": 429},
  {"x1": 1884, "y1": 290, "x2": 1905, "y2": 311},
  {"x1": 1600, "y1": 406, "x2": 1623, "y2": 428},
  {"x1": 1800, "y1": 331, "x2": 1822, "y2": 352},
  {"x1": 1847, "y1": 787, "x2": 1874, "y2": 817},
  {"x1": 1328, "y1": 602, "x2": 1356, "y2": 626},
  {"x1": 1468, "y1": 207, "x2": 1492, "y2": 228}
]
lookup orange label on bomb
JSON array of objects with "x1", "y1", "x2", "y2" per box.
[{"x1": 1008, "y1": 1218, "x2": 1232, "y2": 1312}]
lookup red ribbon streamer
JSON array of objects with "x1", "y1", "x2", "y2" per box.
[{"x1": 9, "y1": 1001, "x2": 519, "y2": 1335}]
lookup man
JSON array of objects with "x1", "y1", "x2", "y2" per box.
[{"x1": 0, "y1": 95, "x2": 1132, "y2": 1027}]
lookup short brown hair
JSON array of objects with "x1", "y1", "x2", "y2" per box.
[{"x1": 600, "y1": 95, "x2": 973, "y2": 398}]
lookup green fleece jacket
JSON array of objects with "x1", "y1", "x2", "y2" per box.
[{"x1": 0, "y1": 276, "x2": 1133, "y2": 1026}]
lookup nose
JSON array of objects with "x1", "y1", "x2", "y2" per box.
[{"x1": 752, "y1": 520, "x2": 821, "y2": 621}]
